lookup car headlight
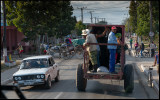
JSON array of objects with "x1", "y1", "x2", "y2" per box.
[
  {"x1": 41, "y1": 75, "x2": 45, "y2": 79},
  {"x1": 18, "y1": 77, "x2": 21, "y2": 80},
  {"x1": 15, "y1": 77, "x2": 18, "y2": 81},
  {"x1": 37, "y1": 75, "x2": 40, "y2": 79}
]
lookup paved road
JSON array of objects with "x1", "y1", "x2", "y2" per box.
[{"x1": 2, "y1": 53, "x2": 159, "y2": 99}]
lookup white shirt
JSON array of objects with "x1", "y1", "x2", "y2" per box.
[{"x1": 83, "y1": 34, "x2": 97, "y2": 52}]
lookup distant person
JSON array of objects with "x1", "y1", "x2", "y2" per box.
[
  {"x1": 16, "y1": 43, "x2": 23, "y2": 58},
  {"x1": 134, "y1": 41, "x2": 139, "y2": 57},
  {"x1": 149, "y1": 41, "x2": 156, "y2": 57},
  {"x1": 153, "y1": 50, "x2": 159, "y2": 74},
  {"x1": 130, "y1": 37, "x2": 133, "y2": 49},
  {"x1": 140, "y1": 41, "x2": 145, "y2": 58}
]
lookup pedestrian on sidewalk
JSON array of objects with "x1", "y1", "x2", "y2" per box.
[
  {"x1": 130, "y1": 37, "x2": 133, "y2": 49},
  {"x1": 16, "y1": 43, "x2": 23, "y2": 58},
  {"x1": 149, "y1": 41, "x2": 156, "y2": 57},
  {"x1": 140, "y1": 41, "x2": 145, "y2": 58},
  {"x1": 134, "y1": 41, "x2": 139, "y2": 57},
  {"x1": 153, "y1": 50, "x2": 159, "y2": 74}
]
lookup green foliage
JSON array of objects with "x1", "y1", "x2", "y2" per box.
[
  {"x1": 5, "y1": 1, "x2": 76, "y2": 41},
  {"x1": 129, "y1": 0, "x2": 137, "y2": 33},
  {"x1": 75, "y1": 21, "x2": 86, "y2": 36}
]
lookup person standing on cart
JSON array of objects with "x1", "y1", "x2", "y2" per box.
[
  {"x1": 83, "y1": 29, "x2": 98, "y2": 72},
  {"x1": 107, "y1": 26, "x2": 119, "y2": 74}
]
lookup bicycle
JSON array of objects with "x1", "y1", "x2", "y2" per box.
[
  {"x1": 148, "y1": 65, "x2": 153, "y2": 88},
  {"x1": 142, "y1": 50, "x2": 150, "y2": 58}
]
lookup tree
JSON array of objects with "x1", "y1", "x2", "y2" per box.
[
  {"x1": 136, "y1": 1, "x2": 150, "y2": 37},
  {"x1": 129, "y1": 0, "x2": 137, "y2": 33},
  {"x1": 75, "y1": 21, "x2": 86, "y2": 36},
  {"x1": 5, "y1": 1, "x2": 76, "y2": 54}
]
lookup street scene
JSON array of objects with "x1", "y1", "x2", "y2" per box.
[{"x1": 1, "y1": 1, "x2": 159, "y2": 99}]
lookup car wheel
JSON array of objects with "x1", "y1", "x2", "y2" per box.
[
  {"x1": 45, "y1": 76, "x2": 52, "y2": 89},
  {"x1": 55, "y1": 70, "x2": 60, "y2": 82}
]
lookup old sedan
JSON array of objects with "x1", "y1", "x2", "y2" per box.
[{"x1": 13, "y1": 55, "x2": 59, "y2": 89}]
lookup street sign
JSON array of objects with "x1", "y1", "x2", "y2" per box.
[{"x1": 149, "y1": 31, "x2": 154, "y2": 37}]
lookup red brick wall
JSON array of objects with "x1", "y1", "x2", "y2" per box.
[{"x1": 1, "y1": 26, "x2": 32, "y2": 54}]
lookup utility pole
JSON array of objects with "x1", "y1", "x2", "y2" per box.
[
  {"x1": 2, "y1": 1, "x2": 7, "y2": 63},
  {"x1": 149, "y1": 1, "x2": 153, "y2": 42},
  {"x1": 88, "y1": 11, "x2": 94, "y2": 23},
  {"x1": 77, "y1": 7, "x2": 87, "y2": 23},
  {"x1": 93, "y1": 17, "x2": 97, "y2": 24}
]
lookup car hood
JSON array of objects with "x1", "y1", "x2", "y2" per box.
[{"x1": 13, "y1": 68, "x2": 49, "y2": 76}]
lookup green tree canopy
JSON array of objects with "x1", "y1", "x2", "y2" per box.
[
  {"x1": 75, "y1": 21, "x2": 86, "y2": 36},
  {"x1": 5, "y1": 1, "x2": 76, "y2": 41}
]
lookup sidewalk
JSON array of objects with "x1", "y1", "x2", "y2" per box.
[
  {"x1": 1, "y1": 53, "x2": 64, "y2": 85},
  {"x1": 126, "y1": 38, "x2": 159, "y2": 94}
]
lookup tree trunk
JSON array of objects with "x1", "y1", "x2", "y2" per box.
[{"x1": 36, "y1": 35, "x2": 41, "y2": 55}]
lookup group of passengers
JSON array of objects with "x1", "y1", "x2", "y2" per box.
[{"x1": 82, "y1": 26, "x2": 123, "y2": 74}]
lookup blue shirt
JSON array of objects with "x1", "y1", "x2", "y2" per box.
[
  {"x1": 96, "y1": 39, "x2": 100, "y2": 51},
  {"x1": 156, "y1": 54, "x2": 159, "y2": 64},
  {"x1": 107, "y1": 31, "x2": 118, "y2": 49}
]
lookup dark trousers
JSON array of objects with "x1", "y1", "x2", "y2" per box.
[{"x1": 151, "y1": 49, "x2": 155, "y2": 57}]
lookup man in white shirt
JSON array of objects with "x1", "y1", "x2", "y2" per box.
[{"x1": 83, "y1": 29, "x2": 98, "y2": 72}]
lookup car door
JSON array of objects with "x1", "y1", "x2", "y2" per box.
[
  {"x1": 50, "y1": 57, "x2": 57, "y2": 79},
  {"x1": 48, "y1": 58, "x2": 55, "y2": 80}
]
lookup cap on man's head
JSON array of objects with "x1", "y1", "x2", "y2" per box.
[{"x1": 111, "y1": 26, "x2": 117, "y2": 30}]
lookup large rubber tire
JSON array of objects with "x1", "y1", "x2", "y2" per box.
[
  {"x1": 45, "y1": 76, "x2": 52, "y2": 89},
  {"x1": 55, "y1": 70, "x2": 60, "y2": 82},
  {"x1": 76, "y1": 64, "x2": 87, "y2": 91},
  {"x1": 124, "y1": 64, "x2": 134, "y2": 93}
]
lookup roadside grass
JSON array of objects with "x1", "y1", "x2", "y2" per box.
[{"x1": 1, "y1": 61, "x2": 21, "y2": 72}]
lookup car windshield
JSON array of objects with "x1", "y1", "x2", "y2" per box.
[{"x1": 20, "y1": 59, "x2": 49, "y2": 69}]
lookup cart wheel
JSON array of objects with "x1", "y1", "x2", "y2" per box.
[
  {"x1": 76, "y1": 64, "x2": 87, "y2": 91},
  {"x1": 124, "y1": 64, "x2": 134, "y2": 93}
]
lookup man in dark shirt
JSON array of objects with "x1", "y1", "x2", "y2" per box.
[{"x1": 140, "y1": 41, "x2": 145, "y2": 58}]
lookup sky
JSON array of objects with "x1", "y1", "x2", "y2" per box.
[{"x1": 71, "y1": 1, "x2": 130, "y2": 25}]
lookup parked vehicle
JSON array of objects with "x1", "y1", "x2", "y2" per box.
[
  {"x1": 76, "y1": 25, "x2": 134, "y2": 93},
  {"x1": 13, "y1": 55, "x2": 60, "y2": 89}
]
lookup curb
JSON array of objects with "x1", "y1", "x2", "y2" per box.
[{"x1": 141, "y1": 64, "x2": 159, "y2": 94}]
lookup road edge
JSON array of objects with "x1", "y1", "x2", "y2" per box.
[{"x1": 140, "y1": 64, "x2": 159, "y2": 95}]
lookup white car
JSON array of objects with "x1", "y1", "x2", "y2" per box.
[{"x1": 13, "y1": 55, "x2": 59, "y2": 89}]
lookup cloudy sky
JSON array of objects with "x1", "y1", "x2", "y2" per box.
[{"x1": 71, "y1": 1, "x2": 130, "y2": 25}]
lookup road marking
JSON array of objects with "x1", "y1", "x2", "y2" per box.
[{"x1": 54, "y1": 92, "x2": 63, "y2": 99}]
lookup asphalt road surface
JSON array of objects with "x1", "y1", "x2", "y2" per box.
[{"x1": 2, "y1": 53, "x2": 159, "y2": 99}]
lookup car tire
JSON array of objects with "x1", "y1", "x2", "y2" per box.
[
  {"x1": 76, "y1": 64, "x2": 87, "y2": 91},
  {"x1": 45, "y1": 76, "x2": 52, "y2": 89},
  {"x1": 55, "y1": 70, "x2": 60, "y2": 82},
  {"x1": 124, "y1": 64, "x2": 134, "y2": 93}
]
